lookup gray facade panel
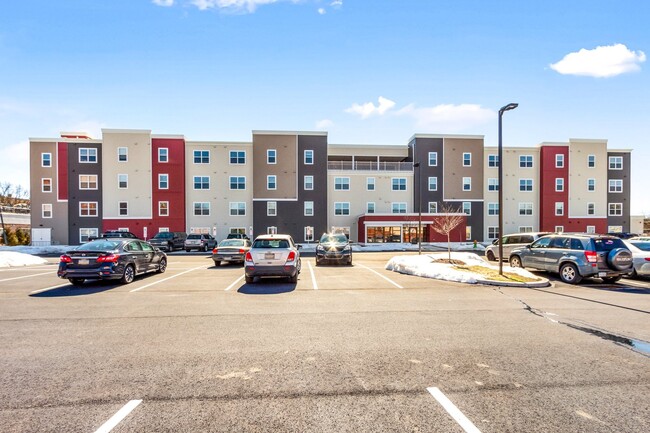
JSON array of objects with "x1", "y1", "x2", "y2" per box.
[
  {"x1": 67, "y1": 143, "x2": 103, "y2": 244},
  {"x1": 607, "y1": 151, "x2": 631, "y2": 231},
  {"x1": 411, "y1": 137, "x2": 444, "y2": 213}
]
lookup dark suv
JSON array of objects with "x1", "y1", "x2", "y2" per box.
[
  {"x1": 509, "y1": 234, "x2": 633, "y2": 284},
  {"x1": 149, "y1": 231, "x2": 187, "y2": 252},
  {"x1": 315, "y1": 233, "x2": 352, "y2": 266}
]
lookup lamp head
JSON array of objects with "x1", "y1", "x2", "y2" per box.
[{"x1": 499, "y1": 103, "x2": 519, "y2": 113}]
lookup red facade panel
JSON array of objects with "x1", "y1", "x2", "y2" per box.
[
  {"x1": 539, "y1": 146, "x2": 568, "y2": 231},
  {"x1": 151, "y1": 137, "x2": 186, "y2": 235},
  {"x1": 57, "y1": 142, "x2": 68, "y2": 200},
  {"x1": 358, "y1": 214, "x2": 467, "y2": 243}
]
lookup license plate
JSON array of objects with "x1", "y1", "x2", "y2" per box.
[
  {"x1": 265, "y1": 253, "x2": 275, "y2": 259},
  {"x1": 223, "y1": 257, "x2": 231, "y2": 261},
  {"x1": 598, "y1": 272, "x2": 607, "y2": 277},
  {"x1": 78, "y1": 259, "x2": 89, "y2": 265}
]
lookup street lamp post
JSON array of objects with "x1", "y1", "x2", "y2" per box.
[
  {"x1": 414, "y1": 162, "x2": 422, "y2": 254},
  {"x1": 498, "y1": 103, "x2": 519, "y2": 275}
]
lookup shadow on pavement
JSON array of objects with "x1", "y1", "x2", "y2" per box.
[{"x1": 237, "y1": 279, "x2": 296, "y2": 295}]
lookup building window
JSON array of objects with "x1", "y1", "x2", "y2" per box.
[
  {"x1": 229, "y1": 176, "x2": 246, "y2": 190},
  {"x1": 304, "y1": 150, "x2": 314, "y2": 165},
  {"x1": 194, "y1": 176, "x2": 210, "y2": 190},
  {"x1": 588, "y1": 155, "x2": 595, "y2": 168},
  {"x1": 335, "y1": 202, "x2": 350, "y2": 215},
  {"x1": 519, "y1": 179, "x2": 533, "y2": 191},
  {"x1": 194, "y1": 202, "x2": 210, "y2": 216},
  {"x1": 304, "y1": 175, "x2": 314, "y2": 190},
  {"x1": 42, "y1": 203, "x2": 52, "y2": 218},
  {"x1": 556, "y1": 154, "x2": 564, "y2": 168},
  {"x1": 463, "y1": 152, "x2": 471, "y2": 167},
  {"x1": 462, "y1": 177, "x2": 471, "y2": 191},
  {"x1": 159, "y1": 227, "x2": 170, "y2": 233},
  {"x1": 41, "y1": 153, "x2": 52, "y2": 167},
  {"x1": 118, "y1": 174, "x2": 128, "y2": 189},
  {"x1": 367, "y1": 202, "x2": 375, "y2": 214},
  {"x1": 608, "y1": 179, "x2": 623, "y2": 193},
  {"x1": 119, "y1": 202, "x2": 128, "y2": 216},
  {"x1": 555, "y1": 202, "x2": 564, "y2": 216},
  {"x1": 519, "y1": 202, "x2": 533, "y2": 216},
  {"x1": 555, "y1": 178, "x2": 564, "y2": 192},
  {"x1": 487, "y1": 202, "x2": 498, "y2": 216},
  {"x1": 519, "y1": 155, "x2": 533, "y2": 168},
  {"x1": 304, "y1": 201, "x2": 314, "y2": 216},
  {"x1": 608, "y1": 203, "x2": 623, "y2": 216},
  {"x1": 555, "y1": 226, "x2": 564, "y2": 233},
  {"x1": 267, "y1": 201, "x2": 277, "y2": 216},
  {"x1": 466, "y1": 226, "x2": 472, "y2": 241},
  {"x1": 586, "y1": 225, "x2": 596, "y2": 234},
  {"x1": 267, "y1": 175, "x2": 277, "y2": 190},
  {"x1": 193, "y1": 150, "x2": 210, "y2": 164},
  {"x1": 335, "y1": 177, "x2": 350, "y2": 190},
  {"x1": 304, "y1": 226, "x2": 314, "y2": 242},
  {"x1": 158, "y1": 147, "x2": 168, "y2": 163},
  {"x1": 267, "y1": 149, "x2": 277, "y2": 164},
  {"x1": 80, "y1": 202, "x2": 98, "y2": 217},
  {"x1": 159, "y1": 201, "x2": 169, "y2": 216},
  {"x1": 488, "y1": 226, "x2": 499, "y2": 238},
  {"x1": 462, "y1": 202, "x2": 471, "y2": 215},
  {"x1": 428, "y1": 177, "x2": 438, "y2": 191},
  {"x1": 428, "y1": 152, "x2": 438, "y2": 166},
  {"x1": 392, "y1": 202, "x2": 407, "y2": 214},
  {"x1": 428, "y1": 202, "x2": 438, "y2": 213},
  {"x1": 487, "y1": 154, "x2": 499, "y2": 168},
  {"x1": 79, "y1": 148, "x2": 97, "y2": 163},
  {"x1": 392, "y1": 178, "x2": 407, "y2": 191},
  {"x1": 118, "y1": 147, "x2": 128, "y2": 162},
  {"x1": 366, "y1": 177, "x2": 375, "y2": 191},
  {"x1": 587, "y1": 202, "x2": 595, "y2": 215},
  {"x1": 79, "y1": 175, "x2": 98, "y2": 190},
  {"x1": 267, "y1": 226, "x2": 278, "y2": 235},
  {"x1": 79, "y1": 228, "x2": 98, "y2": 243},
  {"x1": 229, "y1": 202, "x2": 246, "y2": 216},
  {"x1": 519, "y1": 226, "x2": 533, "y2": 233},
  {"x1": 159, "y1": 174, "x2": 169, "y2": 189},
  {"x1": 488, "y1": 178, "x2": 498, "y2": 191},
  {"x1": 42, "y1": 178, "x2": 52, "y2": 193},
  {"x1": 588, "y1": 178, "x2": 595, "y2": 191},
  {"x1": 229, "y1": 150, "x2": 245, "y2": 164},
  {"x1": 609, "y1": 156, "x2": 623, "y2": 170}
]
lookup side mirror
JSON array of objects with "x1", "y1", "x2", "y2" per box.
[{"x1": 296, "y1": 245, "x2": 302, "y2": 250}]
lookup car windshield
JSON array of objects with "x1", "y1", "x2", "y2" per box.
[
  {"x1": 320, "y1": 234, "x2": 348, "y2": 243},
  {"x1": 219, "y1": 239, "x2": 244, "y2": 247},
  {"x1": 153, "y1": 233, "x2": 172, "y2": 239},
  {"x1": 253, "y1": 239, "x2": 290, "y2": 249},
  {"x1": 76, "y1": 240, "x2": 121, "y2": 251},
  {"x1": 630, "y1": 241, "x2": 650, "y2": 252},
  {"x1": 592, "y1": 238, "x2": 626, "y2": 251},
  {"x1": 187, "y1": 234, "x2": 202, "y2": 239}
]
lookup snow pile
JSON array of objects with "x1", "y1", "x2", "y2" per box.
[{"x1": 0, "y1": 251, "x2": 48, "y2": 268}]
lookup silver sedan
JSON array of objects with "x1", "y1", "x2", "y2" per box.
[{"x1": 624, "y1": 240, "x2": 650, "y2": 278}]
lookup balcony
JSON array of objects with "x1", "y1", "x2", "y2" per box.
[{"x1": 327, "y1": 161, "x2": 414, "y2": 172}]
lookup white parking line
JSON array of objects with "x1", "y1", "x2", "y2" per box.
[
  {"x1": 0, "y1": 272, "x2": 52, "y2": 283},
  {"x1": 356, "y1": 263, "x2": 403, "y2": 289},
  {"x1": 130, "y1": 266, "x2": 205, "y2": 292},
  {"x1": 427, "y1": 387, "x2": 481, "y2": 433},
  {"x1": 30, "y1": 283, "x2": 70, "y2": 295},
  {"x1": 94, "y1": 399, "x2": 142, "y2": 433},
  {"x1": 307, "y1": 261, "x2": 318, "y2": 290},
  {"x1": 225, "y1": 275, "x2": 244, "y2": 291}
]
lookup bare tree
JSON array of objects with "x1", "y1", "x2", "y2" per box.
[
  {"x1": 430, "y1": 202, "x2": 466, "y2": 262},
  {"x1": 0, "y1": 181, "x2": 29, "y2": 206}
]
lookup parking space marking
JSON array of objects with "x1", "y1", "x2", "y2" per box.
[
  {"x1": 0, "y1": 272, "x2": 52, "y2": 283},
  {"x1": 225, "y1": 275, "x2": 244, "y2": 291},
  {"x1": 307, "y1": 261, "x2": 318, "y2": 290},
  {"x1": 94, "y1": 399, "x2": 142, "y2": 433},
  {"x1": 30, "y1": 283, "x2": 70, "y2": 295},
  {"x1": 356, "y1": 263, "x2": 404, "y2": 289},
  {"x1": 130, "y1": 266, "x2": 205, "y2": 292},
  {"x1": 427, "y1": 387, "x2": 481, "y2": 433}
]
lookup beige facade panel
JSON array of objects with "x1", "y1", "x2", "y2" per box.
[
  {"x1": 500, "y1": 147, "x2": 540, "y2": 235},
  {"x1": 568, "y1": 139, "x2": 608, "y2": 217},
  {"x1": 327, "y1": 144, "x2": 408, "y2": 159},
  {"x1": 252, "y1": 134, "x2": 298, "y2": 200},
  {"x1": 443, "y1": 137, "x2": 484, "y2": 200}
]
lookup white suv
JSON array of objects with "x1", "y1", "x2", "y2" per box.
[
  {"x1": 244, "y1": 234, "x2": 301, "y2": 284},
  {"x1": 485, "y1": 232, "x2": 551, "y2": 261}
]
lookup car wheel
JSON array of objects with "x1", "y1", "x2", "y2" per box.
[
  {"x1": 68, "y1": 278, "x2": 84, "y2": 286},
  {"x1": 157, "y1": 258, "x2": 167, "y2": 273},
  {"x1": 509, "y1": 256, "x2": 522, "y2": 268},
  {"x1": 185, "y1": 249, "x2": 191, "y2": 253},
  {"x1": 168, "y1": 242, "x2": 174, "y2": 251},
  {"x1": 289, "y1": 273, "x2": 298, "y2": 283},
  {"x1": 602, "y1": 276, "x2": 621, "y2": 284},
  {"x1": 121, "y1": 264, "x2": 135, "y2": 284},
  {"x1": 202, "y1": 244, "x2": 208, "y2": 252},
  {"x1": 607, "y1": 248, "x2": 633, "y2": 271},
  {"x1": 245, "y1": 275, "x2": 254, "y2": 284},
  {"x1": 213, "y1": 260, "x2": 220, "y2": 267},
  {"x1": 315, "y1": 258, "x2": 321, "y2": 266},
  {"x1": 559, "y1": 263, "x2": 582, "y2": 284},
  {"x1": 486, "y1": 250, "x2": 496, "y2": 261},
  {"x1": 348, "y1": 256, "x2": 353, "y2": 266}
]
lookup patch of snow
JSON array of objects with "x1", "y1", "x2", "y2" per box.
[{"x1": 0, "y1": 251, "x2": 48, "y2": 268}]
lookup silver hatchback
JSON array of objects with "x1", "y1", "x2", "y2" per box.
[{"x1": 244, "y1": 234, "x2": 301, "y2": 284}]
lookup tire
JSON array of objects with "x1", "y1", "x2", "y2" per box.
[
  {"x1": 245, "y1": 275, "x2": 254, "y2": 284},
  {"x1": 121, "y1": 264, "x2": 135, "y2": 284},
  {"x1": 168, "y1": 242, "x2": 174, "y2": 252},
  {"x1": 607, "y1": 248, "x2": 633, "y2": 271},
  {"x1": 559, "y1": 263, "x2": 582, "y2": 284},
  {"x1": 486, "y1": 250, "x2": 496, "y2": 261},
  {"x1": 185, "y1": 249, "x2": 191, "y2": 253},
  {"x1": 157, "y1": 258, "x2": 167, "y2": 274},
  {"x1": 289, "y1": 273, "x2": 298, "y2": 283},
  {"x1": 348, "y1": 256, "x2": 353, "y2": 266},
  {"x1": 202, "y1": 244, "x2": 208, "y2": 252},
  {"x1": 315, "y1": 258, "x2": 321, "y2": 266},
  {"x1": 602, "y1": 276, "x2": 621, "y2": 284},
  {"x1": 213, "y1": 260, "x2": 220, "y2": 267},
  {"x1": 509, "y1": 256, "x2": 522, "y2": 268},
  {"x1": 68, "y1": 278, "x2": 84, "y2": 286}
]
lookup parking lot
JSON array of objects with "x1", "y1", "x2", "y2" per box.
[{"x1": 1, "y1": 252, "x2": 649, "y2": 432}]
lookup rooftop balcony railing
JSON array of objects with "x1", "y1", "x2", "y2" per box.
[{"x1": 327, "y1": 161, "x2": 414, "y2": 171}]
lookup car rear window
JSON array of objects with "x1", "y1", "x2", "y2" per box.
[
  {"x1": 220, "y1": 239, "x2": 244, "y2": 247},
  {"x1": 187, "y1": 234, "x2": 201, "y2": 239},
  {"x1": 77, "y1": 240, "x2": 121, "y2": 251},
  {"x1": 592, "y1": 238, "x2": 626, "y2": 251},
  {"x1": 154, "y1": 233, "x2": 172, "y2": 239},
  {"x1": 253, "y1": 239, "x2": 290, "y2": 249}
]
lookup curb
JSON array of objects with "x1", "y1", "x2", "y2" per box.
[{"x1": 475, "y1": 278, "x2": 551, "y2": 288}]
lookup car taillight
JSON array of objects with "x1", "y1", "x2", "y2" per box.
[
  {"x1": 97, "y1": 254, "x2": 120, "y2": 263},
  {"x1": 239, "y1": 249, "x2": 246, "y2": 254},
  {"x1": 286, "y1": 251, "x2": 296, "y2": 262},
  {"x1": 645, "y1": 258, "x2": 650, "y2": 262},
  {"x1": 60, "y1": 254, "x2": 73, "y2": 263},
  {"x1": 245, "y1": 252, "x2": 253, "y2": 262},
  {"x1": 584, "y1": 250, "x2": 598, "y2": 263},
  {"x1": 213, "y1": 248, "x2": 218, "y2": 254}
]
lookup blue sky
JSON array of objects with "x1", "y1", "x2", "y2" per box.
[{"x1": 1, "y1": 0, "x2": 649, "y2": 214}]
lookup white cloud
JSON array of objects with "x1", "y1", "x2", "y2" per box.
[
  {"x1": 396, "y1": 103, "x2": 494, "y2": 131},
  {"x1": 316, "y1": 119, "x2": 333, "y2": 129},
  {"x1": 550, "y1": 44, "x2": 646, "y2": 78},
  {"x1": 318, "y1": 8, "x2": 326, "y2": 14},
  {"x1": 152, "y1": 0, "x2": 175, "y2": 6},
  {"x1": 330, "y1": 0, "x2": 343, "y2": 7},
  {"x1": 191, "y1": 0, "x2": 295, "y2": 12},
  {"x1": 0, "y1": 140, "x2": 30, "y2": 192},
  {"x1": 345, "y1": 96, "x2": 396, "y2": 118}
]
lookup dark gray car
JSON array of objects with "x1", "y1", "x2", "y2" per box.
[{"x1": 149, "y1": 231, "x2": 187, "y2": 252}]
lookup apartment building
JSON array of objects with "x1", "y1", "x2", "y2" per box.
[{"x1": 29, "y1": 129, "x2": 632, "y2": 245}]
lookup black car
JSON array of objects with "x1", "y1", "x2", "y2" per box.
[
  {"x1": 57, "y1": 239, "x2": 167, "y2": 285},
  {"x1": 315, "y1": 233, "x2": 352, "y2": 266},
  {"x1": 89, "y1": 230, "x2": 139, "y2": 241},
  {"x1": 149, "y1": 231, "x2": 187, "y2": 251}
]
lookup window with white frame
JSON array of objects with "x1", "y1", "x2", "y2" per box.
[
  {"x1": 608, "y1": 203, "x2": 623, "y2": 216},
  {"x1": 462, "y1": 202, "x2": 471, "y2": 215},
  {"x1": 159, "y1": 174, "x2": 169, "y2": 189},
  {"x1": 267, "y1": 201, "x2": 277, "y2": 216},
  {"x1": 519, "y1": 179, "x2": 533, "y2": 191},
  {"x1": 79, "y1": 148, "x2": 97, "y2": 163},
  {"x1": 428, "y1": 152, "x2": 438, "y2": 166},
  {"x1": 586, "y1": 225, "x2": 596, "y2": 234},
  {"x1": 194, "y1": 202, "x2": 210, "y2": 216},
  {"x1": 487, "y1": 202, "x2": 498, "y2": 216},
  {"x1": 366, "y1": 177, "x2": 375, "y2": 191},
  {"x1": 488, "y1": 178, "x2": 498, "y2": 191},
  {"x1": 229, "y1": 202, "x2": 246, "y2": 216},
  {"x1": 41, "y1": 153, "x2": 52, "y2": 167},
  {"x1": 588, "y1": 154, "x2": 595, "y2": 168},
  {"x1": 194, "y1": 176, "x2": 209, "y2": 190},
  {"x1": 229, "y1": 150, "x2": 245, "y2": 164},
  {"x1": 267, "y1": 175, "x2": 277, "y2": 190},
  {"x1": 555, "y1": 226, "x2": 564, "y2": 233},
  {"x1": 267, "y1": 226, "x2": 278, "y2": 234},
  {"x1": 118, "y1": 147, "x2": 128, "y2": 162},
  {"x1": 304, "y1": 150, "x2": 314, "y2": 165},
  {"x1": 428, "y1": 202, "x2": 438, "y2": 213},
  {"x1": 555, "y1": 154, "x2": 564, "y2": 168},
  {"x1": 367, "y1": 202, "x2": 375, "y2": 214},
  {"x1": 487, "y1": 154, "x2": 498, "y2": 167},
  {"x1": 118, "y1": 174, "x2": 128, "y2": 189},
  {"x1": 465, "y1": 226, "x2": 472, "y2": 241},
  {"x1": 159, "y1": 201, "x2": 169, "y2": 216},
  {"x1": 519, "y1": 155, "x2": 533, "y2": 168},
  {"x1": 158, "y1": 147, "x2": 168, "y2": 163},
  {"x1": 588, "y1": 178, "x2": 595, "y2": 191},
  {"x1": 267, "y1": 149, "x2": 277, "y2": 164},
  {"x1": 488, "y1": 226, "x2": 499, "y2": 238},
  {"x1": 587, "y1": 202, "x2": 595, "y2": 215},
  {"x1": 79, "y1": 202, "x2": 98, "y2": 217},
  {"x1": 392, "y1": 202, "x2": 407, "y2": 213},
  {"x1": 519, "y1": 226, "x2": 533, "y2": 233},
  {"x1": 463, "y1": 152, "x2": 471, "y2": 167},
  {"x1": 119, "y1": 202, "x2": 128, "y2": 216},
  {"x1": 42, "y1": 178, "x2": 52, "y2": 193},
  {"x1": 304, "y1": 226, "x2": 314, "y2": 242},
  {"x1": 79, "y1": 174, "x2": 98, "y2": 190},
  {"x1": 79, "y1": 228, "x2": 98, "y2": 243},
  {"x1": 519, "y1": 202, "x2": 533, "y2": 215},
  {"x1": 462, "y1": 177, "x2": 471, "y2": 191},
  {"x1": 608, "y1": 156, "x2": 623, "y2": 170},
  {"x1": 229, "y1": 176, "x2": 246, "y2": 190},
  {"x1": 428, "y1": 176, "x2": 437, "y2": 191},
  {"x1": 609, "y1": 179, "x2": 623, "y2": 193},
  {"x1": 335, "y1": 177, "x2": 350, "y2": 190},
  {"x1": 159, "y1": 227, "x2": 170, "y2": 232},
  {"x1": 193, "y1": 150, "x2": 209, "y2": 164},
  {"x1": 304, "y1": 175, "x2": 314, "y2": 190},
  {"x1": 304, "y1": 201, "x2": 314, "y2": 216},
  {"x1": 555, "y1": 178, "x2": 564, "y2": 192},
  {"x1": 42, "y1": 203, "x2": 52, "y2": 218},
  {"x1": 392, "y1": 177, "x2": 407, "y2": 191},
  {"x1": 555, "y1": 202, "x2": 564, "y2": 216},
  {"x1": 335, "y1": 202, "x2": 350, "y2": 215}
]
